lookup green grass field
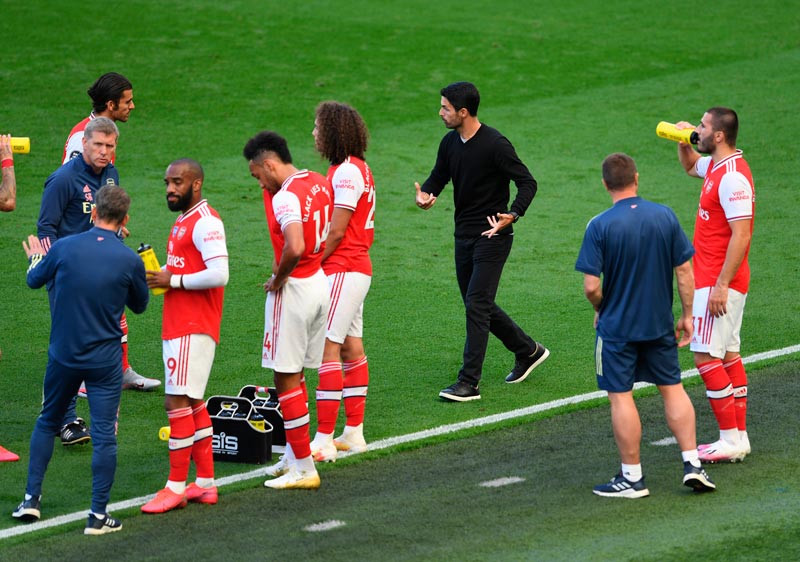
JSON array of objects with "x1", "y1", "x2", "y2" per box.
[{"x1": 1, "y1": 0, "x2": 799, "y2": 559}]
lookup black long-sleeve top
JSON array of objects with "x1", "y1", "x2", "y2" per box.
[{"x1": 421, "y1": 123, "x2": 537, "y2": 238}]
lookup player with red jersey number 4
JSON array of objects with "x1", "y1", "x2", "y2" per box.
[
  {"x1": 675, "y1": 107, "x2": 755, "y2": 464},
  {"x1": 244, "y1": 131, "x2": 333, "y2": 490}
]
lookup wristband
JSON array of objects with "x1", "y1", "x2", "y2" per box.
[
  {"x1": 1, "y1": 158, "x2": 13, "y2": 169},
  {"x1": 169, "y1": 274, "x2": 183, "y2": 289}
]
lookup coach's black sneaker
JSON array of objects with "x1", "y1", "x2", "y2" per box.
[
  {"x1": 682, "y1": 461, "x2": 716, "y2": 492},
  {"x1": 12, "y1": 495, "x2": 41, "y2": 522},
  {"x1": 61, "y1": 417, "x2": 91, "y2": 446},
  {"x1": 439, "y1": 381, "x2": 481, "y2": 402},
  {"x1": 593, "y1": 473, "x2": 650, "y2": 498},
  {"x1": 505, "y1": 342, "x2": 550, "y2": 383},
  {"x1": 84, "y1": 512, "x2": 122, "y2": 535}
]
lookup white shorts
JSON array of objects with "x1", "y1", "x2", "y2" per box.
[
  {"x1": 690, "y1": 286, "x2": 747, "y2": 358},
  {"x1": 263, "y1": 269, "x2": 329, "y2": 373},
  {"x1": 163, "y1": 334, "x2": 217, "y2": 399},
  {"x1": 327, "y1": 271, "x2": 371, "y2": 344}
]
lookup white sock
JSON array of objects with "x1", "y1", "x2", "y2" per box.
[
  {"x1": 195, "y1": 477, "x2": 214, "y2": 489},
  {"x1": 621, "y1": 463, "x2": 642, "y2": 482},
  {"x1": 166, "y1": 480, "x2": 186, "y2": 494},
  {"x1": 295, "y1": 455, "x2": 316, "y2": 473},
  {"x1": 681, "y1": 449, "x2": 701, "y2": 468},
  {"x1": 312, "y1": 431, "x2": 333, "y2": 444},
  {"x1": 720, "y1": 428, "x2": 740, "y2": 446},
  {"x1": 342, "y1": 423, "x2": 364, "y2": 440}
]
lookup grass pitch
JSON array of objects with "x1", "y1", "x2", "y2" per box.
[{"x1": 0, "y1": 0, "x2": 799, "y2": 558}]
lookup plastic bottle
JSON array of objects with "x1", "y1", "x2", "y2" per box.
[
  {"x1": 9, "y1": 137, "x2": 30, "y2": 154},
  {"x1": 249, "y1": 413, "x2": 266, "y2": 432},
  {"x1": 656, "y1": 121, "x2": 699, "y2": 144},
  {"x1": 137, "y1": 243, "x2": 168, "y2": 295}
]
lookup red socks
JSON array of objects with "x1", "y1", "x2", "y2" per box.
[
  {"x1": 279, "y1": 387, "x2": 311, "y2": 459},
  {"x1": 191, "y1": 403, "x2": 214, "y2": 480},
  {"x1": 167, "y1": 407, "x2": 195, "y2": 483},
  {"x1": 342, "y1": 357, "x2": 369, "y2": 428},
  {"x1": 698, "y1": 359, "x2": 737, "y2": 431},
  {"x1": 120, "y1": 313, "x2": 130, "y2": 371},
  {"x1": 724, "y1": 356, "x2": 748, "y2": 431},
  {"x1": 316, "y1": 361, "x2": 343, "y2": 435}
]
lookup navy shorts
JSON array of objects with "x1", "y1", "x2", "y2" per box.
[{"x1": 594, "y1": 333, "x2": 681, "y2": 393}]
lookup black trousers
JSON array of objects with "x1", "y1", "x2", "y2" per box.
[{"x1": 454, "y1": 235, "x2": 535, "y2": 387}]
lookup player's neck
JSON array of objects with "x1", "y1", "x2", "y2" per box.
[{"x1": 712, "y1": 144, "x2": 737, "y2": 162}]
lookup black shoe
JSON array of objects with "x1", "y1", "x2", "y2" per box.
[
  {"x1": 61, "y1": 417, "x2": 91, "y2": 446},
  {"x1": 593, "y1": 473, "x2": 650, "y2": 498},
  {"x1": 84, "y1": 513, "x2": 123, "y2": 535},
  {"x1": 12, "y1": 495, "x2": 41, "y2": 522},
  {"x1": 505, "y1": 342, "x2": 550, "y2": 384},
  {"x1": 439, "y1": 381, "x2": 481, "y2": 402},
  {"x1": 683, "y1": 461, "x2": 716, "y2": 492}
]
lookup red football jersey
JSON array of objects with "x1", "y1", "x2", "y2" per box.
[
  {"x1": 162, "y1": 200, "x2": 227, "y2": 343},
  {"x1": 693, "y1": 150, "x2": 754, "y2": 293},
  {"x1": 268, "y1": 170, "x2": 333, "y2": 279},
  {"x1": 322, "y1": 157, "x2": 375, "y2": 276}
]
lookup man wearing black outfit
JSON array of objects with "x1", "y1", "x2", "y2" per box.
[{"x1": 415, "y1": 81, "x2": 549, "y2": 402}]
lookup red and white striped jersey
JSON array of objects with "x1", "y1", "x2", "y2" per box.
[
  {"x1": 269, "y1": 170, "x2": 333, "y2": 279},
  {"x1": 162, "y1": 199, "x2": 227, "y2": 343},
  {"x1": 693, "y1": 150, "x2": 754, "y2": 293},
  {"x1": 322, "y1": 157, "x2": 375, "y2": 276}
]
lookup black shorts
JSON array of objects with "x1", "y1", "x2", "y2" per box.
[{"x1": 594, "y1": 333, "x2": 681, "y2": 393}]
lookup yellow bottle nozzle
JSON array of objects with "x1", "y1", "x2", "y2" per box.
[{"x1": 656, "y1": 122, "x2": 698, "y2": 144}]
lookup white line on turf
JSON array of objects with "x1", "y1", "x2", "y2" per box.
[
  {"x1": 651, "y1": 437, "x2": 678, "y2": 446},
  {"x1": 480, "y1": 477, "x2": 526, "y2": 488},
  {"x1": 304, "y1": 520, "x2": 347, "y2": 532},
  {"x1": 2, "y1": 344, "x2": 798, "y2": 540}
]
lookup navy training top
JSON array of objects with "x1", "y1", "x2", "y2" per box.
[
  {"x1": 575, "y1": 196, "x2": 694, "y2": 342},
  {"x1": 37, "y1": 156, "x2": 119, "y2": 248},
  {"x1": 27, "y1": 226, "x2": 149, "y2": 368}
]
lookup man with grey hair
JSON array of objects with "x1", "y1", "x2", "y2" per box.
[
  {"x1": 16, "y1": 184, "x2": 149, "y2": 534},
  {"x1": 37, "y1": 117, "x2": 157, "y2": 447}
]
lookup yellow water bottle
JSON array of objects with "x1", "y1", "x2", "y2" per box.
[
  {"x1": 249, "y1": 413, "x2": 266, "y2": 432},
  {"x1": 10, "y1": 137, "x2": 30, "y2": 154},
  {"x1": 158, "y1": 426, "x2": 170, "y2": 441},
  {"x1": 137, "y1": 243, "x2": 168, "y2": 295},
  {"x1": 656, "y1": 121, "x2": 698, "y2": 144}
]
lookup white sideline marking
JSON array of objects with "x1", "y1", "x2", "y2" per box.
[
  {"x1": 651, "y1": 437, "x2": 678, "y2": 446},
  {"x1": 2, "y1": 344, "x2": 798, "y2": 540},
  {"x1": 304, "y1": 520, "x2": 346, "y2": 532},
  {"x1": 480, "y1": 476, "x2": 525, "y2": 488}
]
